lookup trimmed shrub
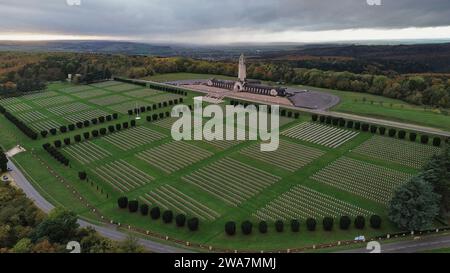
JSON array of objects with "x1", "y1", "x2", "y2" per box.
[
  {"x1": 388, "y1": 128, "x2": 396, "y2": 137},
  {"x1": 361, "y1": 123, "x2": 369, "y2": 132},
  {"x1": 225, "y1": 221, "x2": 236, "y2": 235},
  {"x1": 83, "y1": 132, "x2": 90, "y2": 140},
  {"x1": 354, "y1": 122, "x2": 361, "y2": 130},
  {"x1": 409, "y1": 132, "x2": 417, "y2": 142},
  {"x1": 50, "y1": 128, "x2": 57, "y2": 135},
  {"x1": 421, "y1": 135, "x2": 429, "y2": 144},
  {"x1": 323, "y1": 217, "x2": 334, "y2": 231},
  {"x1": 140, "y1": 204, "x2": 149, "y2": 216},
  {"x1": 162, "y1": 210, "x2": 173, "y2": 223},
  {"x1": 92, "y1": 130, "x2": 99, "y2": 137},
  {"x1": 433, "y1": 137, "x2": 441, "y2": 147},
  {"x1": 150, "y1": 207, "x2": 161, "y2": 220},
  {"x1": 112, "y1": 113, "x2": 118, "y2": 119},
  {"x1": 100, "y1": 128, "x2": 107, "y2": 135},
  {"x1": 78, "y1": 171, "x2": 87, "y2": 180},
  {"x1": 187, "y1": 217, "x2": 199, "y2": 231},
  {"x1": 241, "y1": 221, "x2": 253, "y2": 235},
  {"x1": 130, "y1": 120, "x2": 136, "y2": 127},
  {"x1": 370, "y1": 215, "x2": 382, "y2": 229},
  {"x1": 54, "y1": 140, "x2": 62, "y2": 148},
  {"x1": 346, "y1": 120, "x2": 354, "y2": 129},
  {"x1": 175, "y1": 214, "x2": 186, "y2": 227},
  {"x1": 354, "y1": 216, "x2": 366, "y2": 229},
  {"x1": 117, "y1": 197, "x2": 128, "y2": 209},
  {"x1": 74, "y1": 135, "x2": 82, "y2": 142},
  {"x1": 60, "y1": 125, "x2": 67, "y2": 133},
  {"x1": 128, "y1": 200, "x2": 139, "y2": 213},
  {"x1": 41, "y1": 130, "x2": 48, "y2": 138},
  {"x1": 68, "y1": 124, "x2": 75, "y2": 131},
  {"x1": 332, "y1": 118, "x2": 339, "y2": 126},
  {"x1": 275, "y1": 220, "x2": 284, "y2": 233},
  {"x1": 291, "y1": 219, "x2": 300, "y2": 232},
  {"x1": 83, "y1": 120, "x2": 90, "y2": 127},
  {"x1": 370, "y1": 125, "x2": 378, "y2": 134},
  {"x1": 258, "y1": 221, "x2": 268, "y2": 234},
  {"x1": 398, "y1": 130, "x2": 406, "y2": 139},
  {"x1": 306, "y1": 218, "x2": 316, "y2": 231},
  {"x1": 76, "y1": 122, "x2": 83, "y2": 129},
  {"x1": 379, "y1": 127, "x2": 386, "y2": 135},
  {"x1": 338, "y1": 118, "x2": 346, "y2": 127},
  {"x1": 63, "y1": 138, "x2": 71, "y2": 145},
  {"x1": 339, "y1": 216, "x2": 351, "y2": 230},
  {"x1": 312, "y1": 114, "x2": 318, "y2": 122},
  {"x1": 319, "y1": 116, "x2": 325, "y2": 123}
]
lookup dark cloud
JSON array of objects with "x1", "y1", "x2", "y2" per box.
[{"x1": 1, "y1": 0, "x2": 450, "y2": 42}]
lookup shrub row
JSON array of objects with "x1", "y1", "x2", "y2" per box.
[
  {"x1": 225, "y1": 215, "x2": 381, "y2": 235},
  {"x1": 41, "y1": 113, "x2": 119, "y2": 138},
  {"x1": 127, "y1": 99, "x2": 184, "y2": 116},
  {"x1": 312, "y1": 114, "x2": 443, "y2": 146},
  {"x1": 117, "y1": 197, "x2": 199, "y2": 231},
  {"x1": 53, "y1": 120, "x2": 136, "y2": 148},
  {"x1": 42, "y1": 143, "x2": 69, "y2": 166},
  {"x1": 0, "y1": 109, "x2": 38, "y2": 140}
]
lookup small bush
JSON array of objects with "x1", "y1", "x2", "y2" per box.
[
  {"x1": 323, "y1": 217, "x2": 334, "y2": 231},
  {"x1": 306, "y1": 218, "x2": 316, "y2": 231},
  {"x1": 370, "y1": 215, "x2": 382, "y2": 229},
  {"x1": 162, "y1": 210, "x2": 173, "y2": 223},
  {"x1": 258, "y1": 221, "x2": 268, "y2": 234},
  {"x1": 128, "y1": 200, "x2": 139, "y2": 213},
  {"x1": 117, "y1": 196, "x2": 128, "y2": 209},
  {"x1": 339, "y1": 216, "x2": 351, "y2": 230},
  {"x1": 140, "y1": 204, "x2": 149, "y2": 216},
  {"x1": 241, "y1": 221, "x2": 253, "y2": 235},
  {"x1": 275, "y1": 220, "x2": 284, "y2": 233},
  {"x1": 225, "y1": 221, "x2": 236, "y2": 235},
  {"x1": 187, "y1": 217, "x2": 199, "y2": 231},
  {"x1": 150, "y1": 207, "x2": 161, "y2": 220},
  {"x1": 175, "y1": 214, "x2": 186, "y2": 227},
  {"x1": 291, "y1": 219, "x2": 300, "y2": 232},
  {"x1": 354, "y1": 216, "x2": 366, "y2": 229}
]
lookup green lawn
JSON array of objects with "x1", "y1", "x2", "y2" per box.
[
  {"x1": 0, "y1": 79, "x2": 443, "y2": 251},
  {"x1": 143, "y1": 72, "x2": 450, "y2": 131}
]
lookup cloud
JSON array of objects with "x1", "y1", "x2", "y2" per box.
[{"x1": 0, "y1": 0, "x2": 450, "y2": 43}]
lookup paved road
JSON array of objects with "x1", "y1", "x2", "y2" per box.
[
  {"x1": 341, "y1": 234, "x2": 450, "y2": 253},
  {"x1": 7, "y1": 160, "x2": 189, "y2": 253}
]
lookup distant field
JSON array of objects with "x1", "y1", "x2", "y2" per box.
[
  {"x1": 144, "y1": 73, "x2": 450, "y2": 131},
  {"x1": 0, "y1": 79, "x2": 445, "y2": 252}
]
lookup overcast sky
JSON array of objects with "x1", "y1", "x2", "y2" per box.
[{"x1": 1, "y1": 0, "x2": 450, "y2": 43}]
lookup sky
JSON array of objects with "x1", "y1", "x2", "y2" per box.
[{"x1": 1, "y1": 0, "x2": 450, "y2": 44}]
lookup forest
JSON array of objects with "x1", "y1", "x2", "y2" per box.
[{"x1": 0, "y1": 52, "x2": 449, "y2": 108}]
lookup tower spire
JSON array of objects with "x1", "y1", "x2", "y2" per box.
[{"x1": 238, "y1": 53, "x2": 246, "y2": 82}]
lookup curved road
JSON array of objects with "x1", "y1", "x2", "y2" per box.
[{"x1": 7, "y1": 160, "x2": 190, "y2": 253}]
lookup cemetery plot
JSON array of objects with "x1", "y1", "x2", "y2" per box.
[
  {"x1": 88, "y1": 94, "x2": 130, "y2": 106},
  {"x1": 104, "y1": 83, "x2": 140, "y2": 92},
  {"x1": 90, "y1": 81, "x2": 122, "y2": 88},
  {"x1": 0, "y1": 97, "x2": 22, "y2": 105},
  {"x1": 17, "y1": 111, "x2": 47, "y2": 123},
  {"x1": 136, "y1": 141, "x2": 213, "y2": 173},
  {"x1": 29, "y1": 120, "x2": 62, "y2": 132},
  {"x1": 33, "y1": 96, "x2": 74, "y2": 107},
  {"x1": 311, "y1": 157, "x2": 413, "y2": 204},
  {"x1": 60, "y1": 85, "x2": 94, "y2": 93},
  {"x1": 21, "y1": 91, "x2": 59, "y2": 100},
  {"x1": 4, "y1": 103, "x2": 33, "y2": 113},
  {"x1": 62, "y1": 142, "x2": 112, "y2": 164},
  {"x1": 108, "y1": 101, "x2": 146, "y2": 114},
  {"x1": 146, "y1": 93, "x2": 183, "y2": 103},
  {"x1": 182, "y1": 157, "x2": 281, "y2": 206},
  {"x1": 282, "y1": 122, "x2": 359, "y2": 148},
  {"x1": 93, "y1": 160, "x2": 154, "y2": 192},
  {"x1": 72, "y1": 89, "x2": 109, "y2": 99},
  {"x1": 254, "y1": 185, "x2": 374, "y2": 221},
  {"x1": 64, "y1": 109, "x2": 111, "y2": 123},
  {"x1": 140, "y1": 185, "x2": 220, "y2": 220},
  {"x1": 48, "y1": 102, "x2": 92, "y2": 116},
  {"x1": 125, "y1": 88, "x2": 162, "y2": 98},
  {"x1": 102, "y1": 126, "x2": 166, "y2": 150},
  {"x1": 239, "y1": 140, "x2": 325, "y2": 172},
  {"x1": 153, "y1": 117, "x2": 184, "y2": 130},
  {"x1": 353, "y1": 135, "x2": 442, "y2": 169}
]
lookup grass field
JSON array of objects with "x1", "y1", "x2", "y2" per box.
[
  {"x1": 0, "y1": 78, "x2": 446, "y2": 251},
  {"x1": 145, "y1": 72, "x2": 450, "y2": 131}
]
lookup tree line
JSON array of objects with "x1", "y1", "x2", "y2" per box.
[{"x1": 1, "y1": 52, "x2": 449, "y2": 108}]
